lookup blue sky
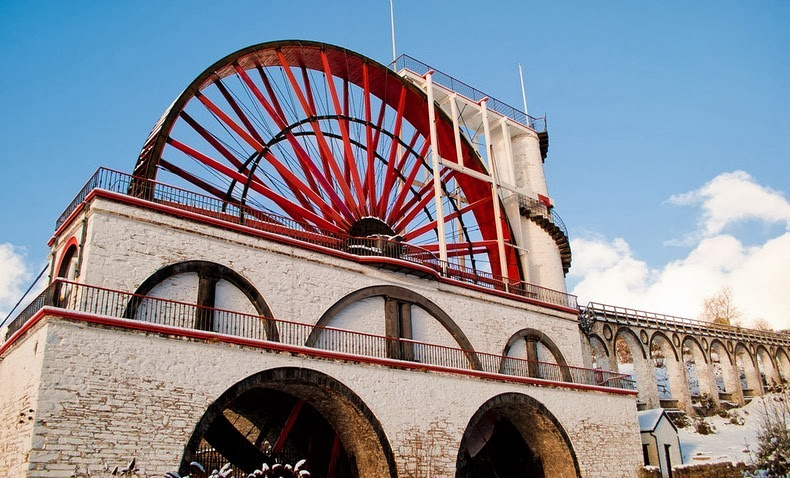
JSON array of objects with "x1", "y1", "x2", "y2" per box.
[{"x1": 1, "y1": 1, "x2": 788, "y2": 327}]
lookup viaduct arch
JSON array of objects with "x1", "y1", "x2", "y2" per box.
[{"x1": 581, "y1": 303, "x2": 790, "y2": 413}]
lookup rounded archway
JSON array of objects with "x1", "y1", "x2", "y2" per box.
[
  {"x1": 181, "y1": 367, "x2": 397, "y2": 477},
  {"x1": 125, "y1": 260, "x2": 278, "y2": 341},
  {"x1": 614, "y1": 328, "x2": 657, "y2": 408},
  {"x1": 456, "y1": 393, "x2": 580, "y2": 478},
  {"x1": 650, "y1": 332, "x2": 680, "y2": 404},
  {"x1": 307, "y1": 285, "x2": 481, "y2": 369},
  {"x1": 710, "y1": 339, "x2": 741, "y2": 403},
  {"x1": 682, "y1": 336, "x2": 718, "y2": 404},
  {"x1": 735, "y1": 343, "x2": 761, "y2": 397},
  {"x1": 776, "y1": 347, "x2": 790, "y2": 383},
  {"x1": 501, "y1": 328, "x2": 571, "y2": 381}
]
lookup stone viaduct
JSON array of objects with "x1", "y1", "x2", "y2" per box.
[{"x1": 581, "y1": 302, "x2": 790, "y2": 413}]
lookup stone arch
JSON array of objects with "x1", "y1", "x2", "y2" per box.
[
  {"x1": 181, "y1": 367, "x2": 397, "y2": 477},
  {"x1": 649, "y1": 331, "x2": 678, "y2": 361},
  {"x1": 614, "y1": 328, "x2": 658, "y2": 408},
  {"x1": 650, "y1": 332, "x2": 690, "y2": 410},
  {"x1": 735, "y1": 342, "x2": 762, "y2": 397},
  {"x1": 499, "y1": 328, "x2": 572, "y2": 381},
  {"x1": 709, "y1": 339, "x2": 732, "y2": 365},
  {"x1": 615, "y1": 327, "x2": 646, "y2": 359},
  {"x1": 53, "y1": 237, "x2": 80, "y2": 308},
  {"x1": 776, "y1": 347, "x2": 790, "y2": 383},
  {"x1": 307, "y1": 285, "x2": 481, "y2": 369},
  {"x1": 455, "y1": 393, "x2": 581, "y2": 478},
  {"x1": 682, "y1": 336, "x2": 718, "y2": 405},
  {"x1": 55, "y1": 236, "x2": 79, "y2": 280},
  {"x1": 587, "y1": 334, "x2": 614, "y2": 372},
  {"x1": 756, "y1": 345, "x2": 781, "y2": 388},
  {"x1": 124, "y1": 260, "x2": 278, "y2": 340},
  {"x1": 710, "y1": 339, "x2": 743, "y2": 404},
  {"x1": 682, "y1": 336, "x2": 708, "y2": 364}
]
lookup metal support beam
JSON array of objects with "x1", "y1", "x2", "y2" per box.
[
  {"x1": 273, "y1": 399, "x2": 304, "y2": 454},
  {"x1": 480, "y1": 99, "x2": 510, "y2": 288},
  {"x1": 424, "y1": 71, "x2": 448, "y2": 271},
  {"x1": 449, "y1": 93, "x2": 464, "y2": 168}
]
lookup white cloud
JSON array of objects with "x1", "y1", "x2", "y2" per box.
[
  {"x1": 0, "y1": 243, "x2": 33, "y2": 320},
  {"x1": 667, "y1": 170, "x2": 790, "y2": 242},
  {"x1": 570, "y1": 171, "x2": 790, "y2": 331}
]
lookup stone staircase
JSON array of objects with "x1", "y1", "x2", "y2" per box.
[{"x1": 517, "y1": 195, "x2": 572, "y2": 274}]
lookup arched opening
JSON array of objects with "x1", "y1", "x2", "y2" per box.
[
  {"x1": 56, "y1": 242, "x2": 79, "y2": 280},
  {"x1": 500, "y1": 329, "x2": 571, "y2": 382},
  {"x1": 181, "y1": 368, "x2": 396, "y2": 477},
  {"x1": 776, "y1": 348, "x2": 790, "y2": 384},
  {"x1": 54, "y1": 240, "x2": 79, "y2": 307},
  {"x1": 649, "y1": 333, "x2": 676, "y2": 403},
  {"x1": 682, "y1": 337, "x2": 718, "y2": 408},
  {"x1": 710, "y1": 340, "x2": 741, "y2": 404},
  {"x1": 756, "y1": 346, "x2": 780, "y2": 391},
  {"x1": 587, "y1": 335, "x2": 613, "y2": 372},
  {"x1": 614, "y1": 329, "x2": 657, "y2": 408},
  {"x1": 735, "y1": 343, "x2": 761, "y2": 398},
  {"x1": 456, "y1": 393, "x2": 580, "y2": 478},
  {"x1": 125, "y1": 260, "x2": 278, "y2": 341},
  {"x1": 307, "y1": 285, "x2": 481, "y2": 370}
]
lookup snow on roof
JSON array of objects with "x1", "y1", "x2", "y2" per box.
[{"x1": 638, "y1": 408, "x2": 665, "y2": 432}]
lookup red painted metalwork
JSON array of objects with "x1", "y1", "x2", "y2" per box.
[
  {"x1": 273, "y1": 399, "x2": 303, "y2": 454},
  {"x1": 131, "y1": 41, "x2": 522, "y2": 281},
  {"x1": 51, "y1": 168, "x2": 579, "y2": 312},
  {"x1": 327, "y1": 434, "x2": 341, "y2": 478}
]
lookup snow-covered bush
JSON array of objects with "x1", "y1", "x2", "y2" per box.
[
  {"x1": 752, "y1": 392, "x2": 790, "y2": 476},
  {"x1": 694, "y1": 417, "x2": 715, "y2": 435}
]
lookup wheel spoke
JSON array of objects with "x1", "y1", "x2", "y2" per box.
[
  {"x1": 276, "y1": 51, "x2": 362, "y2": 217},
  {"x1": 375, "y1": 86, "x2": 407, "y2": 217},
  {"x1": 134, "y1": 42, "x2": 522, "y2": 282},
  {"x1": 167, "y1": 138, "x2": 341, "y2": 232},
  {"x1": 321, "y1": 52, "x2": 366, "y2": 210},
  {"x1": 386, "y1": 139, "x2": 431, "y2": 225}
]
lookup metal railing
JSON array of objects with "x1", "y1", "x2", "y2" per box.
[
  {"x1": 393, "y1": 54, "x2": 547, "y2": 133},
  {"x1": 54, "y1": 168, "x2": 578, "y2": 310},
  {"x1": 584, "y1": 303, "x2": 790, "y2": 347},
  {"x1": 4, "y1": 280, "x2": 631, "y2": 391},
  {"x1": 517, "y1": 194, "x2": 569, "y2": 240}
]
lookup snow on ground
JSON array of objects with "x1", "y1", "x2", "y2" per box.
[{"x1": 677, "y1": 395, "x2": 770, "y2": 465}]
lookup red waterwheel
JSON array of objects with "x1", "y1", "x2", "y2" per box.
[{"x1": 133, "y1": 40, "x2": 520, "y2": 281}]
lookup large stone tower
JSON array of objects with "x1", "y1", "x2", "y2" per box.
[{"x1": 0, "y1": 41, "x2": 640, "y2": 477}]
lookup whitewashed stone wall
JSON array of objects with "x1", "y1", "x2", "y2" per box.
[
  {"x1": 0, "y1": 323, "x2": 48, "y2": 476},
  {"x1": 16, "y1": 317, "x2": 642, "y2": 477},
  {"x1": 56, "y1": 198, "x2": 582, "y2": 366}
]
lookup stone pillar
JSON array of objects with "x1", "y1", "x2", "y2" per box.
[
  {"x1": 715, "y1": 346, "x2": 744, "y2": 406},
  {"x1": 736, "y1": 347, "x2": 763, "y2": 398},
  {"x1": 613, "y1": 334, "x2": 659, "y2": 409},
  {"x1": 689, "y1": 345, "x2": 720, "y2": 407}
]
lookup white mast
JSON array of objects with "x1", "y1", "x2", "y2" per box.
[
  {"x1": 518, "y1": 64, "x2": 529, "y2": 116},
  {"x1": 389, "y1": 0, "x2": 397, "y2": 64}
]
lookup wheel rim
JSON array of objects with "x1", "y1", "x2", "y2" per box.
[{"x1": 134, "y1": 40, "x2": 520, "y2": 279}]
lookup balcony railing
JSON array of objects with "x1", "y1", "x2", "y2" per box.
[
  {"x1": 54, "y1": 168, "x2": 578, "y2": 310},
  {"x1": 3, "y1": 280, "x2": 632, "y2": 392},
  {"x1": 584, "y1": 303, "x2": 790, "y2": 347},
  {"x1": 393, "y1": 54, "x2": 547, "y2": 133}
]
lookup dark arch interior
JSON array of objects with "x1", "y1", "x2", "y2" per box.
[
  {"x1": 456, "y1": 393, "x2": 580, "y2": 478},
  {"x1": 456, "y1": 410, "x2": 544, "y2": 477},
  {"x1": 192, "y1": 388, "x2": 354, "y2": 476},
  {"x1": 182, "y1": 368, "x2": 397, "y2": 477}
]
